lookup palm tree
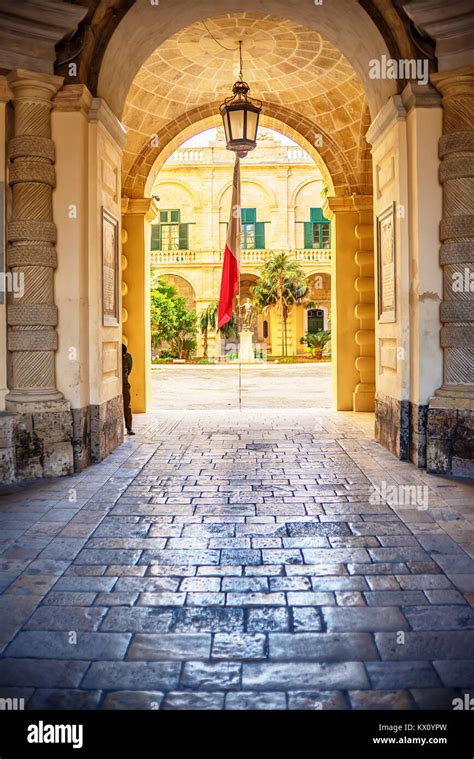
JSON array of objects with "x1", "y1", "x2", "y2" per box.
[
  {"x1": 252, "y1": 252, "x2": 308, "y2": 356},
  {"x1": 198, "y1": 301, "x2": 238, "y2": 357},
  {"x1": 198, "y1": 301, "x2": 218, "y2": 358}
]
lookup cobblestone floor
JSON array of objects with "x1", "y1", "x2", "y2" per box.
[{"x1": 0, "y1": 408, "x2": 473, "y2": 710}]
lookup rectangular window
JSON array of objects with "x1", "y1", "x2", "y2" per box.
[
  {"x1": 151, "y1": 210, "x2": 189, "y2": 251},
  {"x1": 241, "y1": 208, "x2": 265, "y2": 249},
  {"x1": 300, "y1": 209, "x2": 331, "y2": 249}
]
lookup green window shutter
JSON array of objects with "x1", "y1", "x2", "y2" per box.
[
  {"x1": 151, "y1": 224, "x2": 161, "y2": 251},
  {"x1": 241, "y1": 208, "x2": 256, "y2": 225},
  {"x1": 304, "y1": 222, "x2": 314, "y2": 249},
  {"x1": 255, "y1": 222, "x2": 265, "y2": 249},
  {"x1": 170, "y1": 209, "x2": 180, "y2": 223},
  {"x1": 178, "y1": 223, "x2": 189, "y2": 250},
  {"x1": 310, "y1": 208, "x2": 326, "y2": 223}
]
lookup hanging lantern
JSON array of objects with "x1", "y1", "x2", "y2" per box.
[{"x1": 220, "y1": 41, "x2": 262, "y2": 158}]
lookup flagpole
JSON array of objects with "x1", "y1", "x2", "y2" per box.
[{"x1": 238, "y1": 264, "x2": 242, "y2": 412}]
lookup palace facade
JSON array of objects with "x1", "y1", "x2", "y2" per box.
[{"x1": 150, "y1": 128, "x2": 332, "y2": 358}]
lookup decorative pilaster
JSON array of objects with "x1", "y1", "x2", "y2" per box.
[
  {"x1": 6, "y1": 69, "x2": 64, "y2": 406},
  {"x1": 122, "y1": 197, "x2": 159, "y2": 413},
  {"x1": 324, "y1": 197, "x2": 360, "y2": 411},
  {"x1": 353, "y1": 195, "x2": 375, "y2": 412},
  {"x1": 427, "y1": 68, "x2": 474, "y2": 476}
]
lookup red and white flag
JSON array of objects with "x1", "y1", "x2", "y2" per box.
[{"x1": 218, "y1": 156, "x2": 241, "y2": 329}]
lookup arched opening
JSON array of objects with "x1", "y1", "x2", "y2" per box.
[{"x1": 116, "y1": 9, "x2": 378, "y2": 417}]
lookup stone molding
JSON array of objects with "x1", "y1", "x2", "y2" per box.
[
  {"x1": 53, "y1": 83, "x2": 93, "y2": 116},
  {"x1": 366, "y1": 96, "x2": 406, "y2": 151},
  {"x1": 401, "y1": 82, "x2": 441, "y2": 112},
  {"x1": 89, "y1": 97, "x2": 128, "y2": 150}
]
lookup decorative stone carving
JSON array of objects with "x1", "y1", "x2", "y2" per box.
[
  {"x1": 6, "y1": 69, "x2": 64, "y2": 406},
  {"x1": 427, "y1": 67, "x2": 474, "y2": 476}
]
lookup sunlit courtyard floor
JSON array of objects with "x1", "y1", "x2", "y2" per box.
[{"x1": 151, "y1": 362, "x2": 333, "y2": 410}]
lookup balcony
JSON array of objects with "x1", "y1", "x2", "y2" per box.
[{"x1": 150, "y1": 249, "x2": 331, "y2": 266}]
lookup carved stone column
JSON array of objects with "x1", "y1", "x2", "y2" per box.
[
  {"x1": 6, "y1": 69, "x2": 64, "y2": 405},
  {"x1": 427, "y1": 68, "x2": 474, "y2": 475}
]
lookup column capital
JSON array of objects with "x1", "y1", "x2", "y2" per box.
[
  {"x1": 53, "y1": 83, "x2": 93, "y2": 117},
  {"x1": 401, "y1": 82, "x2": 441, "y2": 112},
  {"x1": 431, "y1": 67, "x2": 474, "y2": 98},
  {"x1": 323, "y1": 196, "x2": 354, "y2": 220},
  {"x1": 323, "y1": 195, "x2": 372, "y2": 219},
  {"x1": 122, "y1": 197, "x2": 160, "y2": 222},
  {"x1": 6, "y1": 69, "x2": 63, "y2": 101}
]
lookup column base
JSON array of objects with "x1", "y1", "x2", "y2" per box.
[
  {"x1": 353, "y1": 384, "x2": 375, "y2": 412},
  {"x1": 426, "y1": 391, "x2": 474, "y2": 478},
  {"x1": 2, "y1": 399, "x2": 74, "y2": 480},
  {"x1": 6, "y1": 389, "x2": 64, "y2": 405}
]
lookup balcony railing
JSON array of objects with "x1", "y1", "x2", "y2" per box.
[{"x1": 150, "y1": 249, "x2": 331, "y2": 265}]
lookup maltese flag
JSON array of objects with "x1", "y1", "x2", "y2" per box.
[{"x1": 218, "y1": 156, "x2": 241, "y2": 329}]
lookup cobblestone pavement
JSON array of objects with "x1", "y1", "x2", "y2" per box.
[{"x1": 0, "y1": 408, "x2": 473, "y2": 710}]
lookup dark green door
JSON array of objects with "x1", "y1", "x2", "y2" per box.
[{"x1": 307, "y1": 309, "x2": 324, "y2": 333}]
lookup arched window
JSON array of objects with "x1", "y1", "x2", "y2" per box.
[{"x1": 263, "y1": 320, "x2": 269, "y2": 339}]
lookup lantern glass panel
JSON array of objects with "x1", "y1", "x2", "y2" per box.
[
  {"x1": 223, "y1": 111, "x2": 231, "y2": 145},
  {"x1": 246, "y1": 110, "x2": 258, "y2": 143},
  {"x1": 229, "y1": 107, "x2": 245, "y2": 140}
]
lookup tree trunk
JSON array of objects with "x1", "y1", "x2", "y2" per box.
[{"x1": 203, "y1": 328, "x2": 208, "y2": 359}]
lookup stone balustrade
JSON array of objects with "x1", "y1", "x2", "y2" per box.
[{"x1": 150, "y1": 248, "x2": 332, "y2": 266}]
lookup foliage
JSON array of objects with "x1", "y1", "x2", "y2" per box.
[
  {"x1": 300, "y1": 330, "x2": 332, "y2": 359},
  {"x1": 252, "y1": 252, "x2": 309, "y2": 356},
  {"x1": 150, "y1": 278, "x2": 197, "y2": 360},
  {"x1": 198, "y1": 301, "x2": 218, "y2": 358}
]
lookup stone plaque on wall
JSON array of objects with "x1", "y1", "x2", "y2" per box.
[
  {"x1": 102, "y1": 208, "x2": 119, "y2": 326},
  {"x1": 377, "y1": 202, "x2": 396, "y2": 323}
]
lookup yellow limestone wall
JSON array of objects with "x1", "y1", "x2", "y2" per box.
[
  {"x1": 122, "y1": 198, "x2": 158, "y2": 413},
  {"x1": 52, "y1": 89, "x2": 125, "y2": 412}
]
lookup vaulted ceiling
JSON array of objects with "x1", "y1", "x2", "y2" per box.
[{"x1": 122, "y1": 12, "x2": 370, "y2": 193}]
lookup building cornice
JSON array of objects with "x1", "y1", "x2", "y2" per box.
[
  {"x1": 402, "y1": 0, "x2": 474, "y2": 70},
  {"x1": 0, "y1": 0, "x2": 88, "y2": 74}
]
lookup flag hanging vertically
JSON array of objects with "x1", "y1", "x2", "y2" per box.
[{"x1": 218, "y1": 155, "x2": 241, "y2": 329}]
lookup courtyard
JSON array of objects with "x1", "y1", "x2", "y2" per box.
[
  {"x1": 151, "y1": 363, "x2": 333, "y2": 410},
  {"x1": 0, "y1": 378, "x2": 473, "y2": 709}
]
